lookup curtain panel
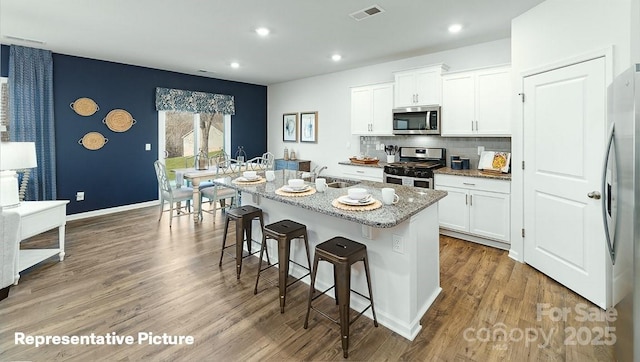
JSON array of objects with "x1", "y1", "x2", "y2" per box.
[
  {"x1": 155, "y1": 87, "x2": 235, "y2": 115},
  {"x1": 8, "y1": 45, "x2": 57, "y2": 201}
]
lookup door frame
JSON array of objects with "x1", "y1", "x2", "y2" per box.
[{"x1": 510, "y1": 46, "x2": 614, "y2": 262}]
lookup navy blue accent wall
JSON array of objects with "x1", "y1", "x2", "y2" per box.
[{"x1": 1, "y1": 45, "x2": 267, "y2": 215}]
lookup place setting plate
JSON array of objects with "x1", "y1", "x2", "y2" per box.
[
  {"x1": 332, "y1": 195, "x2": 382, "y2": 211},
  {"x1": 337, "y1": 195, "x2": 376, "y2": 206},
  {"x1": 275, "y1": 185, "x2": 316, "y2": 197},
  {"x1": 281, "y1": 185, "x2": 311, "y2": 193},
  {"x1": 233, "y1": 176, "x2": 266, "y2": 184}
]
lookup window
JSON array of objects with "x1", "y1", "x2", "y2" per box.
[{"x1": 158, "y1": 111, "x2": 231, "y2": 182}]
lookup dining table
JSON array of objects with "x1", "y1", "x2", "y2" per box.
[{"x1": 173, "y1": 162, "x2": 270, "y2": 222}]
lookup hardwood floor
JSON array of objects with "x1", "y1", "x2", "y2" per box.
[{"x1": 1, "y1": 206, "x2": 614, "y2": 361}]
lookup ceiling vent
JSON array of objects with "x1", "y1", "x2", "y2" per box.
[{"x1": 349, "y1": 5, "x2": 385, "y2": 21}]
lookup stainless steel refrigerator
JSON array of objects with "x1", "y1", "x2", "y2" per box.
[{"x1": 607, "y1": 63, "x2": 640, "y2": 361}]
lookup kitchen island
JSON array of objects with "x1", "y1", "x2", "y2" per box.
[{"x1": 211, "y1": 170, "x2": 447, "y2": 340}]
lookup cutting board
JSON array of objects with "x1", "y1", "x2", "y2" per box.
[{"x1": 478, "y1": 151, "x2": 510, "y2": 173}]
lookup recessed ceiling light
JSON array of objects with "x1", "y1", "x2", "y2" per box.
[
  {"x1": 448, "y1": 24, "x2": 462, "y2": 33},
  {"x1": 332, "y1": 54, "x2": 342, "y2": 61},
  {"x1": 230, "y1": 62, "x2": 240, "y2": 69},
  {"x1": 255, "y1": 27, "x2": 270, "y2": 37}
]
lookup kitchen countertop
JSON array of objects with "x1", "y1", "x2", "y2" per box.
[
  {"x1": 434, "y1": 167, "x2": 512, "y2": 181},
  {"x1": 338, "y1": 160, "x2": 386, "y2": 168},
  {"x1": 211, "y1": 170, "x2": 447, "y2": 228}
]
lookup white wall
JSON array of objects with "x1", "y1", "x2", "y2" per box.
[
  {"x1": 267, "y1": 39, "x2": 511, "y2": 176},
  {"x1": 509, "y1": 0, "x2": 633, "y2": 260}
]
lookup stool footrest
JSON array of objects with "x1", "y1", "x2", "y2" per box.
[
  {"x1": 309, "y1": 302, "x2": 374, "y2": 327},
  {"x1": 310, "y1": 285, "x2": 336, "y2": 302},
  {"x1": 285, "y1": 271, "x2": 310, "y2": 288}
]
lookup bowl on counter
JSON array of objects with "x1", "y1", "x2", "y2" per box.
[
  {"x1": 347, "y1": 187, "x2": 369, "y2": 200},
  {"x1": 243, "y1": 171, "x2": 257, "y2": 179},
  {"x1": 288, "y1": 179, "x2": 305, "y2": 189}
]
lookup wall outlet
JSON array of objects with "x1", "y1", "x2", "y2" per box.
[
  {"x1": 478, "y1": 146, "x2": 485, "y2": 155},
  {"x1": 145, "y1": 143, "x2": 152, "y2": 151},
  {"x1": 392, "y1": 234, "x2": 404, "y2": 254},
  {"x1": 76, "y1": 191, "x2": 85, "y2": 201}
]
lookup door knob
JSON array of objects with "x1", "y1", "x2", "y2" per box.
[{"x1": 587, "y1": 191, "x2": 601, "y2": 199}]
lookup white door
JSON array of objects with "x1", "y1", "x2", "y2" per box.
[{"x1": 523, "y1": 57, "x2": 609, "y2": 308}]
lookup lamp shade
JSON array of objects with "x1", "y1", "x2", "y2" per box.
[{"x1": 0, "y1": 142, "x2": 37, "y2": 170}]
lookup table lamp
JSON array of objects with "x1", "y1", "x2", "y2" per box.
[{"x1": 0, "y1": 142, "x2": 37, "y2": 208}]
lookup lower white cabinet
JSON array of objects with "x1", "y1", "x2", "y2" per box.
[
  {"x1": 339, "y1": 165, "x2": 383, "y2": 182},
  {"x1": 435, "y1": 174, "x2": 510, "y2": 246}
]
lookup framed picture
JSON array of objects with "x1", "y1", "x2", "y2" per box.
[
  {"x1": 300, "y1": 111, "x2": 318, "y2": 143},
  {"x1": 283, "y1": 113, "x2": 298, "y2": 142}
]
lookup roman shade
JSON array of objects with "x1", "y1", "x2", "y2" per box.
[{"x1": 155, "y1": 87, "x2": 235, "y2": 115}]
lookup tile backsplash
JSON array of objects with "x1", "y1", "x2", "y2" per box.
[{"x1": 360, "y1": 135, "x2": 511, "y2": 169}]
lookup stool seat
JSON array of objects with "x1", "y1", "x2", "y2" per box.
[
  {"x1": 304, "y1": 236, "x2": 378, "y2": 358},
  {"x1": 315, "y1": 237, "x2": 366, "y2": 261},
  {"x1": 264, "y1": 219, "x2": 306, "y2": 236},
  {"x1": 227, "y1": 205, "x2": 262, "y2": 218},
  {"x1": 220, "y1": 205, "x2": 267, "y2": 279},
  {"x1": 254, "y1": 219, "x2": 311, "y2": 313}
]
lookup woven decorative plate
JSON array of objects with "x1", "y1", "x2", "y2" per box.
[
  {"x1": 275, "y1": 187, "x2": 316, "y2": 197},
  {"x1": 78, "y1": 132, "x2": 108, "y2": 150},
  {"x1": 103, "y1": 109, "x2": 136, "y2": 132},
  {"x1": 331, "y1": 198, "x2": 382, "y2": 211},
  {"x1": 232, "y1": 178, "x2": 266, "y2": 185},
  {"x1": 70, "y1": 97, "x2": 99, "y2": 116}
]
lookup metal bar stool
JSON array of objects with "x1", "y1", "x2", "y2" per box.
[
  {"x1": 254, "y1": 219, "x2": 312, "y2": 313},
  {"x1": 303, "y1": 236, "x2": 378, "y2": 358},
  {"x1": 220, "y1": 205, "x2": 269, "y2": 279}
]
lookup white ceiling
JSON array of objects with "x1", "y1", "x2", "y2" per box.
[{"x1": 0, "y1": 0, "x2": 544, "y2": 86}]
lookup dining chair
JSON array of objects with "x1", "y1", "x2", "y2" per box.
[
  {"x1": 200, "y1": 184, "x2": 237, "y2": 223},
  {"x1": 246, "y1": 151, "x2": 275, "y2": 171},
  {"x1": 199, "y1": 152, "x2": 237, "y2": 222},
  {"x1": 154, "y1": 160, "x2": 194, "y2": 227}
]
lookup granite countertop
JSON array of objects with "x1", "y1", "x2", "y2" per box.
[
  {"x1": 211, "y1": 170, "x2": 447, "y2": 228},
  {"x1": 338, "y1": 160, "x2": 386, "y2": 168},
  {"x1": 434, "y1": 167, "x2": 512, "y2": 181}
]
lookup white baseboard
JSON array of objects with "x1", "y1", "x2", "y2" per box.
[
  {"x1": 66, "y1": 200, "x2": 158, "y2": 221},
  {"x1": 439, "y1": 228, "x2": 510, "y2": 251}
]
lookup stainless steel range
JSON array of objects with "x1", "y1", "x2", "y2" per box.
[{"x1": 383, "y1": 147, "x2": 446, "y2": 189}]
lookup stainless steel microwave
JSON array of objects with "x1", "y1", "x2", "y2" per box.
[{"x1": 392, "y1": 106, "x2": 440, "y2": 135}]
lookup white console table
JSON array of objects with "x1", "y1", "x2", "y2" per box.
[{"x1": 12, "y1": 200, "x2": 69, "y2": 285}]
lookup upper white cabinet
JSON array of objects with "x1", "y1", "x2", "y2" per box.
[
  {"x1": 393, "y1": 64, "x2": 448, "y2": 107},
  {"x1": 350, "y1": 82, "x2": 394, "y2": 135},
  {"x1": 441, "y1": 65, "x2": 512, "y2": 137}
]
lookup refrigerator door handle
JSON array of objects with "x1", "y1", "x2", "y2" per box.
[{"x1": 601, "y1": 122, "x2": 617, "y2": 264}]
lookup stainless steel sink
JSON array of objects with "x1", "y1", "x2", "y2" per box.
[
  {"x1": 327, "y1": 181, "x2": 352, "y2": 189},
  {"x1": 324, "y1": 178, "x2": 358, "y2": 188}
]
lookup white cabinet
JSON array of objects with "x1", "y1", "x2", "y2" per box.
[
  {"x1": 393, "y1": 64, "x2": 447, "y2": 107},
  {"x1": 340, "y1": 165, "x2": 383, "y2": 182},
  {"x1": 435, "y1": 174, "x2": 510, "y2": 245},
  {"x1": 350, "y1": 83, "x2": 394, "y2": 135},
  {"x1": 441, "y1": 65, "x2": 511, "y2": 136}
]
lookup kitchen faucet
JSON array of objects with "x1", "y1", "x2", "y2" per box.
[{"x1": 310, "y1": 165, "x2": 327, "y2": 181}]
